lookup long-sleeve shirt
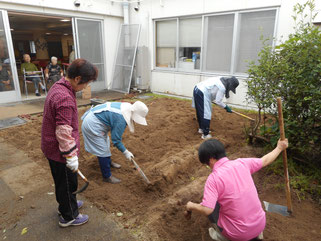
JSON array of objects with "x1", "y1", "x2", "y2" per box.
[
  {"x1": 196, "y1": 76, "x2": 226, "y2": 108},
  {"x1": 94, "y1": 102, "x2": 127, "y2": 153},
  {"x1": 21, "y1": 62, "x2": 38, "y2": 73},
  {"x1": 41, "y1": 77, "x2": 80, "y2": 163},
  {"x1": 0, "y1": 68, "x2": 9, "y2": 82}
]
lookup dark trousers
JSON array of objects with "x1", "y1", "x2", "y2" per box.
[
  {"x1": 48, "y1": 159, "x2": 79, "y2": 221},
  {"x1": 49, "y1": 75, "x2": 61, "y2": 83},
  {"x1": 98, "y1": 156, "x2": 111, "y2": 178},
  {"x1": 26, "y1": 77, "x2": 41, "y2": 92},
  {"x1": 193, "y1": 87, "x2": 210, "y2": 135},
  {"x1": 208, "y1": 203, "x2": 223, "y2": 232}
]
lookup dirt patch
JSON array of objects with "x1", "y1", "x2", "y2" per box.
[{"x1": 0, "y1": 97, "x2": 320, "y2": 240}]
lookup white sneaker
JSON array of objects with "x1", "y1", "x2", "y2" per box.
[
  {"x1": 201, "y1": 134, "x2": 212, "y2": 140},
  {"x1": 257, "y1": 232, "x2": 264, "y2": 240},
  {"x1": 208, "y1": 227, "x2": 228, "y2": 241},
  {"x1": 198, "y1": 129, "x2": 211, "y2": 134}
]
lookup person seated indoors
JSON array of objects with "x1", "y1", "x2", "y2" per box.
[
  {"x1": 21, "y1": 54, "x2": 45, "y2": 96},
  {"x1": 45, "y1": 56, "x2": 63, "y2": 83},
  {"x1": 186, "y1": 138, "x2": 288, "y2": 241},
  {"x1": 0, "y1": 63, "x2": 12, "y2": 91}
]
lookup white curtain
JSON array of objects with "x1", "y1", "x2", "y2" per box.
[
  {"x1": 156, "y1": 20, "x2": 177, "y2": 47},
  {"x1": 179, "y1": 18, "x2": 202, "y2": 47},
  {"x1": 204, "y1": 14, "x2": 235, "y2": 72}
]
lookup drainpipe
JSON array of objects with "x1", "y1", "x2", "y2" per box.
[{"x1": 123, "y1": 0, "x2": 129, "y2": 24}]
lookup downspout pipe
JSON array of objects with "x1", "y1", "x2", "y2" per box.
[{"x1": 123, "y1": 0, "x2": 129, "y2": 24}]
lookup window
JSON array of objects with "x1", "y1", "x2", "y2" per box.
[
  {"x1": 235, "y1": 10, "x2": 276, "y2": 73},
  {"x1": 29, "y1": 41, "x2": 36, "y2": 54},
  {"x1": 156, "y1": 20, "x2": 177, "y2": 68},
  {"x1": 154, "y1": 8, "x2": 277, "y2": 74},
  {"x1": 178, "y1": 17, "x2": 202, "y2": 71},
  {"x1": 203, "y1": 14, "x2": 234, "y2": 73}
]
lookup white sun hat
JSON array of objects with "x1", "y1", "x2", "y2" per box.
[{"x1": 121, "y1": 101, "x2": 148, "y2": 133}]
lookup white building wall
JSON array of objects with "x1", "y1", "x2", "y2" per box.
[
  {"x1": 1, "y1": 0, "x2": 319, "y2": 104},
  {"x1": 0, "y1": 0, "x2": 124, "y2": 91},
  {"x1": 129, "y1": 0, "x2": 320, "y2": 109},
  {"x1": 0, "y1": 0, "x2": 123, "y2": 17}
]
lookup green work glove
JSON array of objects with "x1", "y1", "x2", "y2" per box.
[{"x1": 225, "y1": 105, "x2": 232, "y2": 113}]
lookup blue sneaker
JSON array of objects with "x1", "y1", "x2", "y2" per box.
[
  {"x1": 59, "y1": 213, "x2": 89, "y2": 227},
  {"x1": 58, "y1": 200, "x2": 83, "y2": 215}
]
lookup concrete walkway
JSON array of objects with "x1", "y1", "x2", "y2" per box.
[
  {"x1": 0, "y1": 139, "x2": 135, "y2": 240},
  {"x1": 0, "y1": 90, "x2": 125, "y2": 120}
]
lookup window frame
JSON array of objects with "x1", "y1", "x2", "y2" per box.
[
  {"x1": 154, "y1": 18, "x2": 179, "y2": 71},
  {"x1": 177, "y1": 15, "x2": 203, "y2": 73},
  {"x1": 153, "y1": 6, "x2": 279, "y2": 77},
  {"x1": 202, "y1": 12, "x2": 236, "y2": 75}
]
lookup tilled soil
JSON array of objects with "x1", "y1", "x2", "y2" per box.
[{"x1": 0, "y1": 97, "x2": 320, "y2": 241}]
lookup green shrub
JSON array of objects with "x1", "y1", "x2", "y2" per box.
[{"x1": 246, "y1": 0, "x2": 321, "y2": 165}]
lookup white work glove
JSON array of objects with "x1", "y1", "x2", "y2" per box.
[
  {"x1": 66, "y1": 156, "x2": 79, "y2": 172},
  {"x1": 123, "y1": 149, "x2": 134, "y2": 161}
]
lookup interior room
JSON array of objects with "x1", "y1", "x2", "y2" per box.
[{"x1": 8, "y1": 12, "x2": 74, "y2": 99}]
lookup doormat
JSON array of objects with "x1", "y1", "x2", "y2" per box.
[{"x1": 0, "y1": 117, "x2": 27, "y2": 130}]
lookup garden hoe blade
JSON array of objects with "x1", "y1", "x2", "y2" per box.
[
  {"x1": 131, "y1": 158, "x2": 151, "y2": 185},
  {"x1": 263, "y1": 201, "x2": 290, "y2": 217},
  {"x1": 73, "y1": 170, "x2": 89, "y2": 195}
]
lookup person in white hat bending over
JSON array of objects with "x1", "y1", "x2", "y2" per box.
[
  {"x1": 192, "y1": 76, "x2": 239, "y2": 140},
  {"x1": 81, "y1": 101, "x2": 148, "y2": 184}
]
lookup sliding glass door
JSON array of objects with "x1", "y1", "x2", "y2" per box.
[
  {"x1": 73, "y1": 18, "x2": 105, "y2": 91},
  {"x1": 0, "y1": 10, "x2": 20, "y2": 103}
]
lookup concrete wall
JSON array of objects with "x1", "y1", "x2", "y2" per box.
[
  {"x1": 128, "y1": 0, "x2": 321, "y2": 109},
  {"x1": 151, "y1": 72, "x2": 252, "y2": 109}
]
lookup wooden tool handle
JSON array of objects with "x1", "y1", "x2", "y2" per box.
[
  {"x1": 277, "y1": 97, "x2": 293, "y2": 213},
  {"x1": 131, "y1": 158, "x2": 151, "y2": 184},
  {"x1": 77, "y1": 170, "x2": 88, "y2": 183},
  {"x1": 232, "y1": 110, "x2": 255, "y2": 122}
]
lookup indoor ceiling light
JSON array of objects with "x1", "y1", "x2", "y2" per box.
[
  {"x1": 46, "y1": 32, "x2": 51, "y2": 35},
  {"x1": 10, "y1": 29, "x2": 14, "y2": 31},
  {"x1": 60, "y1": 19, "x2": 70, "y2": 22},
  {"x1": 63, "y1": 33, "x2": 68, "y2": 35}
]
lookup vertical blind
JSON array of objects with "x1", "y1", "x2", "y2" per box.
[
  {"x1": 204, "y1": 14, "x2": 235, "y2": 72},
  {"x1": 235, "y1": 10, "x2": 276, "y2": 73},
  {"x1": 155, "y1": 9, "x2": 277, "y2": 74}
]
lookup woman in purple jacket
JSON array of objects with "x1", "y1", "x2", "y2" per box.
[{"x1": 41, "y1": 59, "x2": 97, "y2": 227}]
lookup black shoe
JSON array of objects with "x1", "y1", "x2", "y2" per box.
[
  {"x1": 35, "y1": 92, "x2": 41, "y2": 96},
  {"x1": 110, "y1": 161, "x2": 121, "y2": 169},
  {"x1": 103, "y1": 175, "x2": 121, "y2": 184}
]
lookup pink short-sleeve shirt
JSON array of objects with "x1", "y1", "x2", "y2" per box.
[{"x1": 201, "y1": 157, "x2": 266, "y2": 241}]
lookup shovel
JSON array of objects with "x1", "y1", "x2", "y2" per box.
[
  {"x1": 73, "y1": 169, "x2": 89, "y2": 194},
  {"x1": 131, "y1": 158, "x2": 151, "y2": 185},
  {"x1": 263, "y1": 97, "x2": 292, "y2": 216}
]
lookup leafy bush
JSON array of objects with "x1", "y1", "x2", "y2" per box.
[{"x1": 246, "y1": 0, "x2": 321, "y2": 165}]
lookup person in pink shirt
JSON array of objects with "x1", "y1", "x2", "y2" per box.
[{"x1": 186, "y1": 138, "x2": 288, "y2": 241}]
